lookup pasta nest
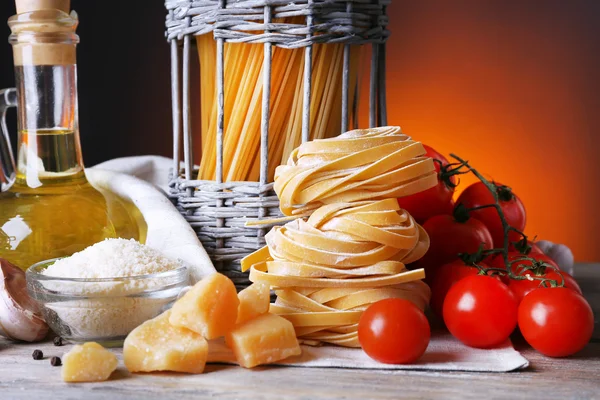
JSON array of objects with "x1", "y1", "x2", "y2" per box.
[
  {"x1": 274, "y1": 126, "x2": 438, "y2": 217},
  {"x1": 242, "y1": 199, "x2": 431, "y2": 348}
]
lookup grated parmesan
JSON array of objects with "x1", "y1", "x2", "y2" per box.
[
  {"x1": 40, "y1": 239, "x2": 187, "y2": 340},
  {"x1": 43, "y1": 238, "x2": 181, "y2": 279}
]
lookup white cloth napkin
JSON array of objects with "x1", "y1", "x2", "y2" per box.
[
  {"x1": 90, "y1": 155, "x2": 530, "y2": 372},
  {"x1": 86, "y1": 167, "x2": 214, "y2": 283},
  {"x1": 207, "y1": 332, "x2": 528, "y2": 372},
  {"x1": 93, "y1": 155, "x2": 173, "y2": 193}
]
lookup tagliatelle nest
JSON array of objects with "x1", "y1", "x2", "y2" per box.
[
  {"x1": 274, "y1": 126, "x2": 438, "y2": 217},
  {"x1": 242, "y1": 199, "x2": 431, "y2": 348}
]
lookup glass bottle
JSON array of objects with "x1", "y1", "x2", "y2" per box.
[{"x1": 0, "y1": 8, "x2": 139, "y2": 270}]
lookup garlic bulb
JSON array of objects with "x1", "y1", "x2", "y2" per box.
[
  {"x1": 0, "y1": 258, "x2": 49, "y2": 342},
  {"x1": 537, "y1": 240, "x2": 575, "y2": 273}
]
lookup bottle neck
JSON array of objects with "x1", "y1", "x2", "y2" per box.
[
  {"x1": 8, "y1": 9, "x2": 85, "y2": 190},
  {"x1": 13, "y1": 61, "x2": 85, "y2": 189}
]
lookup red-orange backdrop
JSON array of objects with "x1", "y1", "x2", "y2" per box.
[{"x1": 360, "y1": 1, "x2": 600, "y2": 261}]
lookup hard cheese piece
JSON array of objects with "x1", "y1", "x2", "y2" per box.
[
  {"x1": 226, "y1": 313, "x2": 301, "y2": 368},
  {"x1": 169, "y1": 273, "x2": 239, "y2": 339},
  {"x1": 124, "y1": 311, "x2": 208, "y2": 374},
  {"x1": 236, "y1": 282, "x2": 270, "y2": 325},
  {"x1": 61, "y1": 342, "x2": 118, "y2": 382}
]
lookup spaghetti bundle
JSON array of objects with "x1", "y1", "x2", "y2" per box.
[
  {"x1": 274, "y1": 126, "x2": 438, "y2": 216},
  {"x1": 196, "y1": 32, "x2": 361, "y2": 182},
  {"x1": 241, "y1": 199, "x2": 431, "y2": 348}
]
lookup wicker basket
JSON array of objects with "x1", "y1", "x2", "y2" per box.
[{"x1": 166, "y1": 0, "x2": 390, "y2": 289}]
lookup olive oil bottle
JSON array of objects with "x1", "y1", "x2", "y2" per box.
[{"x1": 0, "y1": 3, "x2": 139, "y2": 270}]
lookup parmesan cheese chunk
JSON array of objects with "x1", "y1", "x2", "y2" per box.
[
  {"x1": 61, "y1": 342, "x2": 118, "y2": 382},
  {"x1": 123, "y1": 311, "x2": 208, "y2": 374},
  {"x1": 236, "y1": 282, "x2": 270, "y2": 325},
  {"x1": 226, "y1": 313, "x2": 302, "y2": 368},
  {"x1": 169, "y1": 273, "x2": 239, "y2": 339}
]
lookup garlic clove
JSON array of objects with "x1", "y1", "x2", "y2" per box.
[
  {"x1": 536, "y1": 240, "x2": 554, "y2": 256},
  {"x1": 0, "y1": 258, "x2": 49, "y2": 342},
  {"x1": 537, "y1": 240, "x2": 575, "y2": 273}
]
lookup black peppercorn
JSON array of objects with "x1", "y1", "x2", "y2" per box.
[
  {"x1": 50, "y1": 356, "x2": 62, "y2": 367},
  {"x1": 53, "y1": 336, "x2": 63, "y2": 346},
  {"x1": 32, "y1": 349, "x2": 43, "y2": 360}
]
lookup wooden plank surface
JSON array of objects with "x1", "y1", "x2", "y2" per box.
[{"x1": 1, "y1": 264, "x2": 599, "y2": 400}]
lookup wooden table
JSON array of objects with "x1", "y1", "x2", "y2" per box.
[{"x1": 1, "y1": 264, "x2": 599, "y2": 400}]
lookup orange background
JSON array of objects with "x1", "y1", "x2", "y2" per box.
[{"x1": 355, "y1": 1, "x2": 599, "y2": 261}]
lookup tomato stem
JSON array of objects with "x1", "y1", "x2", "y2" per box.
[
  {"x1": 482, "y1": 248, "x2": 505, "y2": 255},
  {"x1": 496, "y1": 184, "x2": 515, "y2": 202},
  {"x1": 439, "y1": 160, "x2": 469, "y2": 189},
  {"x1": 448, "y1": 154, "x2": 568, "y2": 287},
  {"x1": 453, "y1": 203, "x2": 471, "y2": 223}
]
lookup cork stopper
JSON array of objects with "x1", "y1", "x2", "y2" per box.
[{"x1": 15, "y1": 0, "x2": 70, "y2": 14}]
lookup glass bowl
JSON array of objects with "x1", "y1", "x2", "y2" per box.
[{"x1": 26, "y1": 258, "x2": 190, "y2": 346}]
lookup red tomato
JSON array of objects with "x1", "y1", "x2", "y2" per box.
[
  {"x1": 508, "y1": 269, "x2": 582, "y2": 303},
  {"x1": 430, "y1": 259, "x2": 483, "y2": 317},
  {"x1": 518, "y1": 288, "x2": 594, "y2": 357},
  {"x1": 358, "y1": 298, "x2": 430, "y2": 364},
  {"x1": 397, "y1": 145, "x2": 456, "y2": 224},
  {"x1": 417, "y1": 213, "x2": 493, "y2": 280},
  {"x1": 456, "y1": 182, "x2": 526, "y2": 248},
  {"x1": 443, "y1": 275, "x2": 518, "y2": 348}
]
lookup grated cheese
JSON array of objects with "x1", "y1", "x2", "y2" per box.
[
  {"x1": 40, "y1": 239, "x2": 185, "y2": 340},
  {"x1": 43, "y1": 238, "x2": 181, "y2": 279}
]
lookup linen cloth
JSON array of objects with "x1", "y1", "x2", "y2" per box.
[{"x1": 89, "y1": 156, "x2": 529, "y2": 372}]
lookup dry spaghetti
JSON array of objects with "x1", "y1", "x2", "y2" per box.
[
  {"x1": 241, "y1": 199, "x2": 431, "y2": 348},
  {"x1": 196, "y1": 32, "x2": 361, "y2": 182}
]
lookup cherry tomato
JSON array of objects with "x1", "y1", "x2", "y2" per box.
[
  {"x1": 518, "y1": 287, "x2": 594, "y2": 357},
  {"x1": 508, "y1": 269, "x2": 582, "y2": 303},
  {"x1": 416, "y1": 213, "x2": 493, "y2": 280},
  {"x1": 430, "y1": 259, "x2": 483, "y2": 317},
  {"x1": 397, "y1": 145, "x2": 456, "y2": 224},
  {"x1": 443, "y1": 275, "x2": 518, "y2": 348},
  {"x1": 358, "y1": 298, "x2": 430, "y2": 364},
  {"x1": 456, "y1": 182, "x2": 526, "y2": 248}
]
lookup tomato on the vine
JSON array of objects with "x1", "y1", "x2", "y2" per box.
[
  {"x1": 416, "y1": 208, "x2": 493, "y2": 280},
  {"x1": 443, "y1": 275, "x2": 518, "y2": 348},
  {"x1": 456, "y1": 182, "x2": 526, "y2": 248},
  {"x1": 518, "y1": 288, "x2": 594, "y2": 357},
  {"x1": 397, "y1": 145, "x2": 456, "y2": 224},
  {"x1": 488, "y1": 252, "x2": 559, "y2": 274},
  {"x1": 430, "y1": 259, "x2": 485, "y2": 318},
  {"x1": 358, "y1": 298, "x2": 430, "y2": 364},
  {"x1": 508, "y1": 268, "x2": 581, "y2": 303}
]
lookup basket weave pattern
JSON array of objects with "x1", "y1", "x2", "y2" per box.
[
  {"x1": 166, "y1": 0, "x2": 391, "y2": 46},
  {"x1": 174, "y1": 171, "x2": 283, "y2": 259},
  {"x1": 166, "y1": 0, "x2": 389, "y2": 289}
]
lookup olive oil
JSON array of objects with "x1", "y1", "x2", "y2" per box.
[
  {"x1": 0, "y1": 130, "x2": 140, "y2": 270},
  {"x1": 15, "y1": 129, "x2": 81, "y2": 184}
]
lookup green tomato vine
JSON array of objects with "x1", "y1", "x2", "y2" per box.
[{"x1": 448, "y1": 154, "x2": 565, "y2": 289}]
